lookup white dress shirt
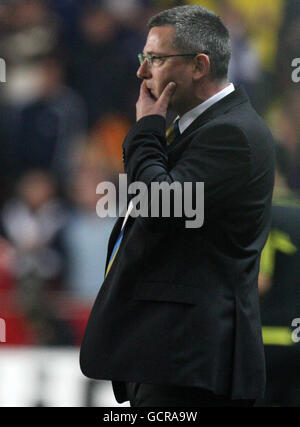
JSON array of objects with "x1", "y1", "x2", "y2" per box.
[{"x1": 177, "y1": 83, "x2": 235, "y2": 134}]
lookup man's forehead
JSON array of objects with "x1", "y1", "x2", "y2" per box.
[{"x1": 144, "y1": 26, "x2": 175, "y2": 54}]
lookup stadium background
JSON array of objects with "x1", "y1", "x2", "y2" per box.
[{"x1": 0, "y1": 0, "x2": 300, "y2": 407}]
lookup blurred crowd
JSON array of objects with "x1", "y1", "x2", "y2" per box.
[{"x1": 0, "y1": 0, "x2": 300, "y2": 406}]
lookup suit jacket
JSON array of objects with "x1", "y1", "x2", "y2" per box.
[{"x1": 80, "y1": 86, "x2": 275, "y2": 402}]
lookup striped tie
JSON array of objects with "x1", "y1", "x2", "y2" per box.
[
  {"x1": 166, "y1": 119, "x2": 180, "y2": 146},
  {"x1": 105, "y1": 228, "x2": 124, "y2": 278},
  {"x1": 105, "y1": 121, "x2": 180, "y2": 277},
  {"x1": 104, "y1": 201, "x2": 133, "y2": 278}
]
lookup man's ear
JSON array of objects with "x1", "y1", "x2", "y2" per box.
[{"x1": 193, "y1": 54, "x2": 210, "y2": 80}]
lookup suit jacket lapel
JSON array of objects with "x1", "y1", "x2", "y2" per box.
[{"x1": 167, "y1": 86, "x2": 249, "y2": 153}]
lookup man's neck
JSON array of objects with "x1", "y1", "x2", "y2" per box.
[
  {"x1": 198, "y1": 79, "x2": 230, "y2": 103},
  {"x1": 178, "y1": 79, "x2": 230, "y2": 117},
  {"x1": 175, "y1": 82, "x2": 235, "y2": 135}
]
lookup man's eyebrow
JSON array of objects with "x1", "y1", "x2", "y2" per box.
[{"x1": 144, "y1": 51, "x2": 163, "y2": 56}]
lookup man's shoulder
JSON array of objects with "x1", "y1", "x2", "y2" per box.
[
  {"x1": 202, "y1": 100, "x2": 273, "y2": 144},
  {"x1": 184, "y1": 86, "x2": 271, "y2": 142}
]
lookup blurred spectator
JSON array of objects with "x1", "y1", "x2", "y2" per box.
[
  {"x1": 0, "y1": 0, "x2": 58, "y2": 65},
  {"x1": 0, "y1": 115, "x2": 13, "y2": 207},
  {"x1": 275, "y1": 0, "x2": 300, "y2": 94},
  {"x1": 0, "y1": 237, "x2": 15, "y2": 290},
  {"x1": 0, "y1": 169, "x2": 67, "y2": 288},
  {"x1": 190, "y1": 0, "x2": 285, "y2": 112},
  {"x1": 0, "y1": 0, "x2": 59, "y2": 105},
  {"x1": 0, "y1": 169, "x2": 74, "y2": 345},
  {"x1": 258, "y1": 144, "x2": 300, "y2": 406},
  {"x1": 87, "y1": 112, "x2": 132, "y2": 175},
  {"x1": 62, "y1": 162, "x2": 115, "y2": 302},
  {"x1": 219, "y1": 2, "x2": 262, "y2": 110},
  {"x1": 66, "y1": 1, "x2": 141, "y2": 128},
  {"x1": 46, "y1": 0, "x2": 81, "y2": 47},
  {"x1": 3, "y1": 53, "x2": 86, "y2": 186},
  {"x1": 227, "y1": 0, "x2": 285, "y2": 79},
  {"x1": 0, "y1": 0, "x2": 64, "y2": 198},
  {"x1": 265, "y1": 86, "x2": 300, "y2": 197}
]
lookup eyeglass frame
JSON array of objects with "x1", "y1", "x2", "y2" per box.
[{"x1": 138, "y1": 52, "x2": 209, "y2": 67}]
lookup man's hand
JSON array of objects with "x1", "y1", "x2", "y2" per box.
[{"x1": 136, "y1": 80, "x2": 176, "y2": 122}]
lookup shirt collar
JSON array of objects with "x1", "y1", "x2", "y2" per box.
[{"x1": 177, "y1": 83, "x2": 235, "y2": 134}]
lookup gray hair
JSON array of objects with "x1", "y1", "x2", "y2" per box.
[{"x1": 148, "y1": 5, "x2": 232, "y2": 80}]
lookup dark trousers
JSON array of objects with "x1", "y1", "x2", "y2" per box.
[{"x1": 126, "y1": 382, "x2": 255, "y2": 407}]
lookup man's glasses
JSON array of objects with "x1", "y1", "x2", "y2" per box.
[{"x1": 138, "y1": 52, "x2": 209, "y2": 67}]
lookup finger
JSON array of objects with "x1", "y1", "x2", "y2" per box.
[
  {"x1": 157, "y1": 82, "x2": 176, "y2": 109},
  {"x1": 139, "y1": 80, "x2": 150, "y2": 98}
]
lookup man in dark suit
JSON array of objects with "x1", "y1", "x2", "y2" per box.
[{"x1": 80, "y1": 5, "x2": 274, "y2": 407}]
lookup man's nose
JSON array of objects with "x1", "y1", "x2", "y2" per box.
[{"x1": 137, "y1": 60, "x2": 151, "y2": 80}]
